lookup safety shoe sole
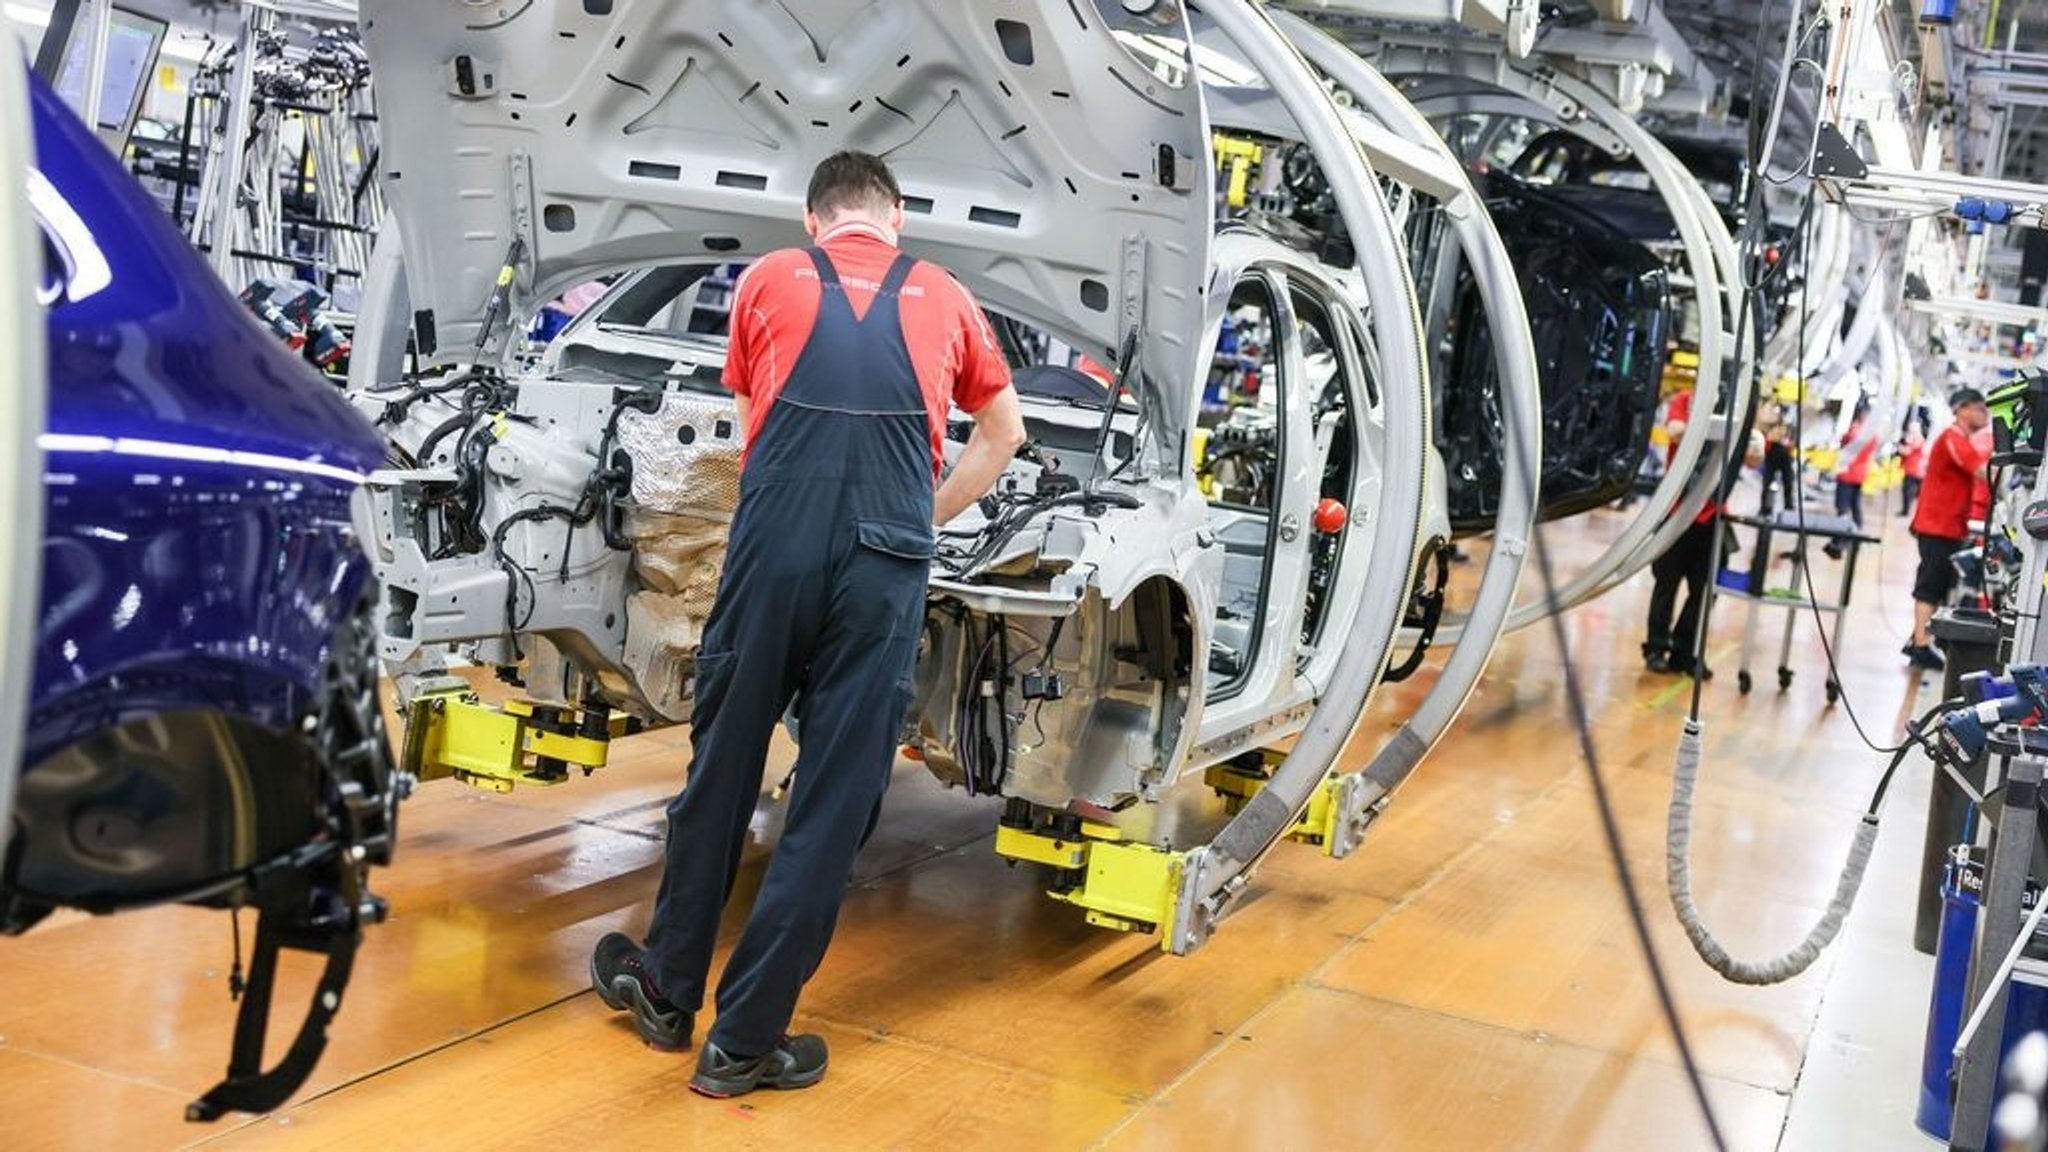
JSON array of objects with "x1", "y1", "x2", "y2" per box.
[{"x1": 688, "y1": 1063, "x2": 828, "y2": 1098}]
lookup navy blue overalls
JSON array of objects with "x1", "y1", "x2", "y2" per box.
[{"x1": 647, "y1": 248, "x2": 934, "y2": 1057}]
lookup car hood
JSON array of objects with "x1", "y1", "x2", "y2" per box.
[{"x1": 358, "y1": 0, "x2": 1214, "y2": 452}]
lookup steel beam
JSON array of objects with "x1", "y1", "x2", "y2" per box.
[
  {"x1": 1278, "y1": 0, "x2": 1537, "y2": 57},
  {"x1": 201, "y1": 3, "x2": 271, "y2": 288}
]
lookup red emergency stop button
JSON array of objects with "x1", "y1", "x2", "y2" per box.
[{"x1": 1314, "y1": 498, "x2": 1348, "y2": 535}]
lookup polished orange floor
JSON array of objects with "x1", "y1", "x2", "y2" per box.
[{"x1": 0, "y1": 503, "x2": 1932, "y2": 1150}]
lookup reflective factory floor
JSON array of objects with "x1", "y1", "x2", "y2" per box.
[{"x1": 0, "y1": 499, "x2": 1945, "y2": 1150}]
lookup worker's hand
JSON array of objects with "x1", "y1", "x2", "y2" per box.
[{"x1": 935, "y1": 387, "x2": 1026, "y2": 525}]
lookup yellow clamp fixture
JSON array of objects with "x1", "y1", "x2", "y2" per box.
[
  {"x1": 994, "y1": 806, "x2": 1184, "y2": 947},
  {"x1": 1213, "y1": 133, "x2": 1265, "y2": 210},
  {"x1": 1204, "y1": 755, "x2": 1351, "y2": 857},
  {"x1": 401, "y1": 687, "x2": 626, "y2": 793}
]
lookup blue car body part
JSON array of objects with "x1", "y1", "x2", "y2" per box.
[{"x1": 10, "y1": 67, "x2": 400, "y2": 1122}]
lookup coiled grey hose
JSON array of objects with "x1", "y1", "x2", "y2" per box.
[{"x1": 1667, "y1": 719, "x2": 1884, "y2": 984}]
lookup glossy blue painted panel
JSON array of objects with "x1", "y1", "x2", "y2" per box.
[{"x1": 25, "y1": 69, "x2": 386, "y2": 767}]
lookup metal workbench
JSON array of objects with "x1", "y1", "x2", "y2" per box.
[{"x1": 1717, "y1": 509, "x2": 1883, "y2": 702}]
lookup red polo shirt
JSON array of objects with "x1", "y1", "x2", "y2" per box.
[
  {"x1": 1902, "y1": 429, "x2": 1928, "y2": 479},
  {"x1": 1665, "y1": 389, "x2": 1718, "y2": 525},
  {"x1": 1910, "y1": 423, "x2": 1991, "y2": 540},
  {"x1": 1838, "y1": 420, "x2": 1878, "y2": 485},
  {"x1": 722, "y1": 222, "x2": 1013, "y2": 478}
]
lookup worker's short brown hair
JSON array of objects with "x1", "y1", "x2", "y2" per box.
[{"x1": 806, "y1": 151, "x2": 901, "y2": 221}]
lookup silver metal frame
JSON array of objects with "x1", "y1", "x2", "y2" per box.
[
  {"x1": 1269, "y1": 8, "x2": 1541, "y2": 813},
  {"x1": 1279, "y1": 0, "x2": 1542, "y2": 60},
  {"x1": 195, "y1": 3, "x2": 272, "y2": 287},
  {"x1": 0, "y1": 43, "x2": 47, "y2": 860},
  {"x1": 75, "y1": 0, "x2": 110, "y2": 135},
  {"x1": 1173, "y1": 0, "x2": 1429, "y2": 952}
]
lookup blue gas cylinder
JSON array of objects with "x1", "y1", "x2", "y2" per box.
[{"x1": 1919, "y1": 848, "x2": 2048, "y2": 1142}]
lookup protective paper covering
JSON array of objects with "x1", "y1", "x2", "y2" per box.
[{"x1": 617, "y1": 394, "x2": 743, "y2": 719}]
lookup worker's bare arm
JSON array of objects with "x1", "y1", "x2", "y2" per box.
[{"x1": 934, "y1": 387, "x2": 1026, "y2": 525}]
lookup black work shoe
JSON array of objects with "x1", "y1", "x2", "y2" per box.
[
  {"x1": 689, "y1": 1034, "x2": 829, "y2": 1098},
  {"x1": 1645, "y1": 650, "x2": 1673, "y2": 674},
  {"x1": 1902, "y1": 643, "x2": 1946, "y2": 672},
  {"x1": 590, "y1": 932, "x2": 693, "y2": 1051}
]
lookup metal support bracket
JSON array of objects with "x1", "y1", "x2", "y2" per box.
[
  {"x1": 1118, "y1": 232, "x2": 1148, "y2": 356},
  {"x1": 1289, "y1": 769, "x2": 1375, "y2": 858},
  {"x1": 1048, "y1": 839, "x2": 1185, "y2": 936},
  {"x1": 1812, "y1": 123, "x2": 1872, "y2": 181},
  {"x1": 186, "y1": 893, "x2": 360, "y2": 1122}
]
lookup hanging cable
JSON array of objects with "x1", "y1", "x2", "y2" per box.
[
  {"x1": 1783, "y1": 186, "x2": 1923, "y2": 756},
  {"x1": 1530, "y1": 524, "x2": 1728, "y2": 1151}
]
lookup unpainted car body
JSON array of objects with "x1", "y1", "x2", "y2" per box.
[{"x1": 352, "y1": 0, "x2": 1433, "y2": 836}]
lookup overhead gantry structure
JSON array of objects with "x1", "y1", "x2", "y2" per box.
[{"x1": 1794, "y1": 0, "x2": 2048, "y2": 389}]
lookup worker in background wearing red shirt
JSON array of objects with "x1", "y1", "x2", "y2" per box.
[
  {"x1": 1643, "y1": 387, "x2": 1720, "y2": 676},
  {"x1": 1968, "y1": 422, "x2": 1996, "y2": 523},
  {"x1": 592, "y1": 153, "x2": 1025, "y2": 1097},
  {"x1": 1823, "y1": 400, "x2": 1878, "y2": 558},
  {"x1": 1903, "y1": 388, "x2": 1992, "y2": 671},
  {"x1": 1899, "y1": 416, "x2": 1929, "y2": 516}
]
